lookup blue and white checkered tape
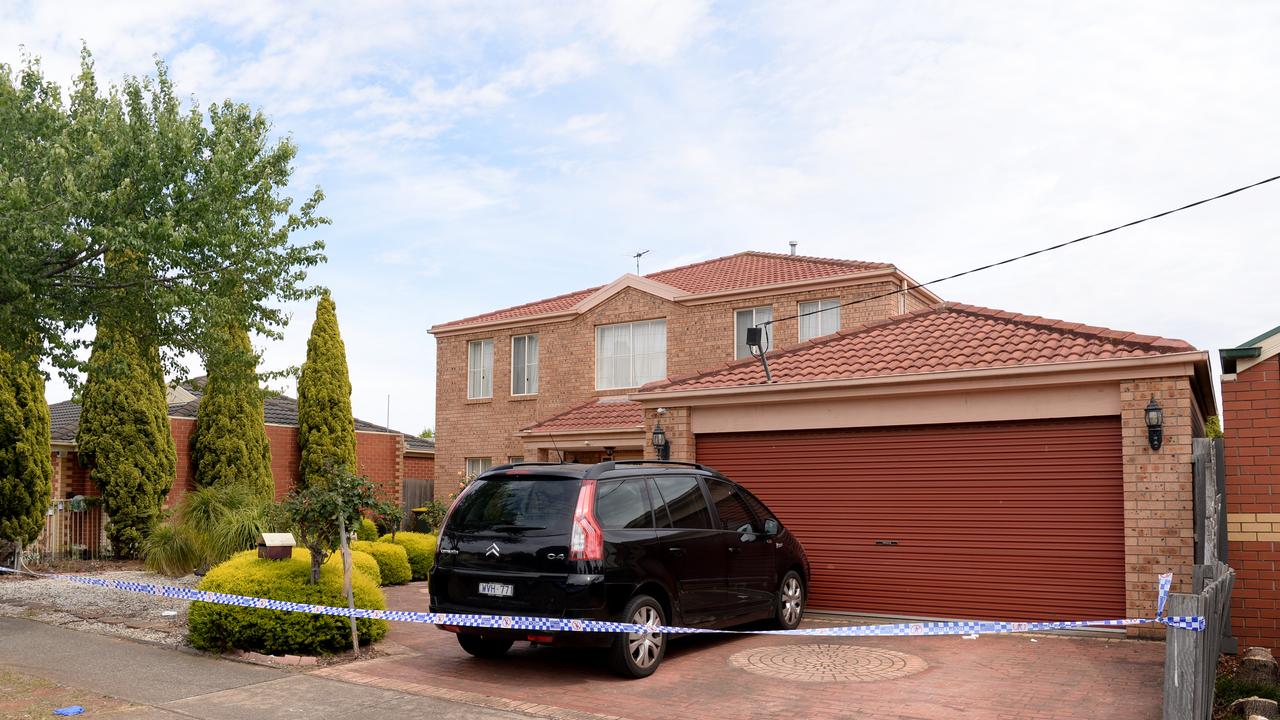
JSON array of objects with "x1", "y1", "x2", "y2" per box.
[{"x1": 0, "y1": 566, "x2": 1205, "y2": 636}]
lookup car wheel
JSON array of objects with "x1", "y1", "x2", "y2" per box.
[
  {"x1": 775, "y1": 571, "x2": 805, "y2": 630},
  {"x1": 457, "y1": 634, "x2": 514, "y2": 658},
  {"x1": 608, "y1": 595, "x2": 667, "y2": 679}
]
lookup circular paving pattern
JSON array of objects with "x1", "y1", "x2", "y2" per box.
[{"x1": 728, "y1": 644, "x2": 928, "y2": 683}]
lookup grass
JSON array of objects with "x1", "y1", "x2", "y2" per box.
[
  {"x1": 1214, "y1": 673, "x2": 1280, "y2": 718},
  {"x1": 0, "y1": 669, "x2": 135, "y2": 718}
]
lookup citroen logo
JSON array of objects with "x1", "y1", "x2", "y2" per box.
[{"x1": 485, "y1": 543, "x2": 501, "y2": 558}]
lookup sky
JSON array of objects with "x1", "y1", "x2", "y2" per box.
[{"x1": 5, "y1": 1, "x2": 1278, "y2": 434}]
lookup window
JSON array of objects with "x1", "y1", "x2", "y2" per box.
[
  {"x1": 735, "y1": 306, "x2": 773, "y2": 359},
  {"x1": 465, "y1": 457, "x2": 492, "y2": 479},
  {"x1": 467, "y1": 339, "x2": 493, "y2": 399},
  {"x1": 595, "y1": 319, "x2": 667, "y2": 389},
  {"x1": 798, "y1": 299, "x2": 840, "y2": 341},
  {"x1": 449, "y1": 477, "x2": 578, "y2": 533},
  {"x1": 507, "y1": 456, "x2": 525, "y2": 464},
  {"x1": 707, "y1": 479, "x2": 758, "y2": 534},
  {"x1": 596, "y1": 479, "x2": 654, "y2": 529},
  {"x1": 653, "y1": 475, "x2": 711, "y2": 529},
  {"x1": 738, "y1": 489, "x2": 776, "y2": 526},
  {"x1": 511, "y1": 334, "x2": 539, "y2": 395}
]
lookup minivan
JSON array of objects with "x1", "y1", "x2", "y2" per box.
[{"x1": 429, "y1": 460, "x2": 810, "y2": 678}]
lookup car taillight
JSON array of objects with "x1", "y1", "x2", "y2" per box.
[{"x1": 569, "y1": 479, "x2": 604, "y2": 561}]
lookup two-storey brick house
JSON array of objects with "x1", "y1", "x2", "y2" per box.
[{"x1": 428, "y1": 251, "x2": 941, "y2": 498}]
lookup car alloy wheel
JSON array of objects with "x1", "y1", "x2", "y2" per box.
[
  {"x1": 609, "y1": 594, "x2": 667, "y2": 678},
  {"x1": 777, "y1": 571, "x2": 804, "y2": 629},
  {"x1": 627, "y1": 604, "x2": 663, "y2": 669}
]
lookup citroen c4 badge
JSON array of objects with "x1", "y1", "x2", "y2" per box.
[{"x1": 485, "y1": 543, "x2": 501, "y2": 558}]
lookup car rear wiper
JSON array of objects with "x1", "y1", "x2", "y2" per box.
[{"x1": 490, "y1": 524, "x2": 546, "y2": 532}]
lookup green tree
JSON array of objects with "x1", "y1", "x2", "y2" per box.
[
  {"x1": 419, "y1": 428, "x2": 434, "y2": 439},
  {"x1": 192, "y1": 326, "x2": 273, "y2": 499},
  {"x1": 77, "y1": 316, "x2": 176, "y2": 558},
  {"x1": 297, "y1": 294, "x2": 356, "y2": 487},
  {"x1": 282, "y1": 468, "x2": 380, "y2": 584},
  {"x1": 1205, "y1": 415, "x2": 1224, "y2": 440},
  {"x1": 0, "y1": 50, "x2": 327, "y2": 388},
  {"x1": 0, "y1": 347, "x2": 53, "y2": 547}
]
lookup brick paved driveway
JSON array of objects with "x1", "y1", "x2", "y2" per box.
[{"x1": 315, "y1": 584, "x2": 1163, "y2": 720}]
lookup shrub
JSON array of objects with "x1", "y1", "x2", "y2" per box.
[
  {"x1": 352, "y1": 540, "x2": 410, "y2": 585},
  {"x1": 324, "y1": 547, "x2": 380, "y2": 586},
  {"x1": 188, "y1": 549, "x2": 387, "y2": 655},
  {"x1": 355, "y1": 518, "x2": 378, "y2": 542},
  {"x1": 379, "y1": 532, "x2": 436, "y2": 580},
  {"x1": 0, "y1": 347, "x2": 53, "y2": 545}
]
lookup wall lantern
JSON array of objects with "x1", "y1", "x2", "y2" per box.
[
  {"x1": 652, "y1": 407, "x2": 671, "y2": 461},
  {"x1": 1145, "y1": 399, "x2": 1164, "y2": 451}
]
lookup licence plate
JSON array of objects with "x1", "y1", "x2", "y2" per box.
[{"x1": 479, "y1": 582, "x2": 514, "y2": 597}]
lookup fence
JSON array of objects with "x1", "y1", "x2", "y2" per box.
[
  {"x1": 1163, "y1": 562, "x2": 1235, "y2": 720},
  {"x1": 25, "y1": 497, "x2": 111, "y2": 564},
  {"x1": 401, "y1": 477, "x2": 434, "y2": 530}
]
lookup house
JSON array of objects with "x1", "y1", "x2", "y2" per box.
[
  {"x1": 1220, "y1": 326, "x2": 1280, "y2": 653},
  {"x1": 433, "y1": 249, "x2": 1214, "y2": 631},
  {"x1": 429, "y1": 251, "x2": 941, "y2": 496},
  {"x1": 47, "y1": 383, "x2": 435, "y2": 508}
]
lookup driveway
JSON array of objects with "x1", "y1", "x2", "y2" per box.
[{"x1": 318, "y1": 583, "x2": 1164, "y2": 720}]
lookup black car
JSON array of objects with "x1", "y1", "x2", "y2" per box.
[{"x1": 428, "y1": 460, "x2": 809, "y2": 678}]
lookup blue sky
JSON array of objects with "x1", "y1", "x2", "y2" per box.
[{"x1": 5, "y1": 1, "x2": 1279, "y2": 434}]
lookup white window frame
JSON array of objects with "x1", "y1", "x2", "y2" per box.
[
  {"x1": 734, "y1": 306, "x2": 773, "y2": 360},
  {"x1": 467, "y1": 339, "x2": 494, "y2": 399},
  {"x1": 465, "y1": 457, "x2": 492, "y2": 479},
  {"x1": 511, "y1": 334, "x2": 539, "y2": 396},
  {"x1": 595, "y1": 319, "x2": 667, "y2": 390},
  {"x1": 798, "y1": 299, "x2": 840, "y2": 341}
]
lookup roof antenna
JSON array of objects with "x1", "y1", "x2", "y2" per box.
[
  {"x1": 549, "y1": 432, "x2": 565, "y2": 463},
  {"x1": 632, "y1": 249, "x2": 650, "y2": 274},
  {"x1": 745, "y1": 325, "x2": 774, "y2": 383},
  {"x1": 788, "y1": 240, "x2": 798, "y2": 256}
]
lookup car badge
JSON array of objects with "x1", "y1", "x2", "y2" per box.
[{"x1": 485, "y1": 543, "x2": 501, "y2": 558}]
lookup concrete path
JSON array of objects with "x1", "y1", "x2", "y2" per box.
[{"x1": 0, "y1": 617, "x2": 526, "y2": 719}]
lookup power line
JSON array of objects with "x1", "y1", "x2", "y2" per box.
[{"x1": 762, "y1": 173, "x2": 1280, "y2": 330}]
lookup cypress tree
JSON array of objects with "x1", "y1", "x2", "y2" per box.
[
  {"x1": 297, "y1": 293, "x2": 356, "y2": 487},
  {"x1": 78, "y1": 321, "x2": 177, "y2": 558},
  {"x1": 0, "y1": 348, "x2": 53, "y2": 547},
  {"x1": 192, "y1": 326, "x2": 274, "y2": 499}
]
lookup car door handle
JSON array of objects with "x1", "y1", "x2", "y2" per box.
[
  {"x1": 727, "y1": 546, "x2": 740, "y2": 553},
  {"x1": 667, "y1": 547, "x2": 686, "y2": 557}
]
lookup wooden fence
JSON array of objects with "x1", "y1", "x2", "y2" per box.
[
  {"x1": 1163, "y1": 562, "x2": 1235, "y2": 720},
  {"x1": 400, "y1": 477, "x2": 434, "y2": 530}
]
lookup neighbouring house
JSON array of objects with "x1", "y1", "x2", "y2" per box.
[
  {"x1": 1220, "y1": 326, "x2": 1280, "y2": 653},
  {"x1": 47, "y1": 381, "x2": 434, "y2": 509},
  {"x1": 432, "y1": 249, "x2": 1214, "y2": 631}
]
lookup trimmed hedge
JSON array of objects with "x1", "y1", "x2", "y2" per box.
[
  {"x1": 355, "y1": 518, "x2": 378, "y2": 542},
  {"x1": 188, "y1": 549, "x2": 387, "y2": 655},
  {"x1": 324, "y1": 547, "x2": 381, "y2": 586},
  {"x1": 379, "y1": 532, "x2": 436, "y2": 580},
  {"x1": 352, "y1": 540, "x2": 410, "y2": 586}
]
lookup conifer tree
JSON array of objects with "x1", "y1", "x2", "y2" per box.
[
  {"x1": 192, "y1": 326, "x2": 274, "y2": 499},
  {"x1": 297, "y1": 294, "x2": 356, "y2": 487},
  {"x1": 0, "y1": 347, "x2": 53, "y2": 546},
  {"x1": 78, "y1": 320, "x2": 177, "y2": 558}
]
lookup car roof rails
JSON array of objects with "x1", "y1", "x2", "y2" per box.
[
  {"x1": 609, "y1": 459, "x2": 711, "y2": 472},
  {"x1": 481, "y1": 461, "x2": 573, "y2": 475}
]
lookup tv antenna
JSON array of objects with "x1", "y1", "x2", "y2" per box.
[{"x1": 632, "y1": 249, "x2": 650, "y2": 274}]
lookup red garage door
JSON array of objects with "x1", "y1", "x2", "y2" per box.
[{"x1": 695, "y1": 417, "x2": 1125, "y2": 622}]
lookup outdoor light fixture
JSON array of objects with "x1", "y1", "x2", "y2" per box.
[
  {"x1": 652, "y1": 407, "x2": 671, "y2": 461},
  {"x1": 1145, "y1": 399, "x2": 1164, "y2": 451}
]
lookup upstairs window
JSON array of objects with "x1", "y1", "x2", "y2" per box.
[
  {"x1": 798, "y1": 299, "x2": 840, "y2": 341},
  {"x1": 467, "y1": 339, "x2": 494, "y2": 399},
  {"x1": 511, "y1": 334, "x2": 539, "y2": 395},
  {"x1": 735, "y1": 306, "x2": 773, "y2": 359},
  {"x1": 596, "y1": 319, "x2": 667, "y2": 389},
  {"x1": 465, "y1": 457, "x2": 492, "y2": 479}
]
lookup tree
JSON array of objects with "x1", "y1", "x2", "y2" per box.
[
  {"x1": 77, "y1": 315, "x2": 176, "y2": 558},
  {"x1": 419, "y1": 428, "x2": 434, "y2": 439},
  {"x1": 1206, "y1": 415, "x2": 1224, "y2": 440},
  {"x1": 0, "y1": 50, "x2": 327, "y2": 388},
  {"x1": 282, "y1": 467, "x2": 379, "y2": 584},
  {"x1": 0, "y1": 347, "x2": 53, "y2": 548},
  {"x1": 297, "y1": 294, "x2": 356, "y2": 487},
  {"x1": 192, "y1": 326, "x2": 274, "y2": 499}
]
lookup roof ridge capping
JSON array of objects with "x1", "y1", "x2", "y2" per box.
[{"x1": 945, "y1": 303, "x2": 1195, "y2": 351}]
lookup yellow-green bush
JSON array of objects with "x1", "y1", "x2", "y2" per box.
[
  {"x1": 352, "y1": 540, "x2": 410, "y2": 586},
  {"x1": 323, "y1": 547, "x2": 380, "y2": 586},
  {"x1": 188, "y1": 549, "x2": 387, "y2": 655},
  {"x1": 355, "y1": 518, "x2": 378, "y2": 542},
  {"x1": 378, "y1": 532, "x2": 436, "y2": 580}
]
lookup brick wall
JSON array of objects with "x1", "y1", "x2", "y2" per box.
[
  {"x1": 435, "y1": 280, "x2": 906, "y2": 498},
  {"x1": 644, "y1": 406, "x2": 693, "y2": 462},
  {"x1": 1120, "y1": 377, "x2": 1197, "y2": 636},
  {"x1": 356, "y1": 431, "x2": 404, "y2": 506},
  {"x1": 169, "y1": 418, "x2": 196, "y2": 506},
  {"x1": 1222, "y1": 355, "x2": 1280, "y2": 653},
  {"x1": 404, "y1": 454, "x2": 434, "y2": 481},
  {"x1": 266, "y1": 424, "x2": 302, "y2": 500}
]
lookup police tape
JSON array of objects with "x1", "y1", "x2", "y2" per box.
[{"x1": 0, "y1": 566, "x2": 1204, "y2": 637}]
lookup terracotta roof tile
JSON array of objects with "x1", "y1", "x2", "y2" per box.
[
  {"x1": 435, "y1": 251, "x2": 892, "y2": 330},
  {"x1": 640, "y1": 303, "x2": 1196, "y2": 392},
  {"x1": 522, "y1": 397, "x2": 645, "y2": 433}
]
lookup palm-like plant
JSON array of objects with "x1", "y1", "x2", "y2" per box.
[{"x1": 143, "y1": 486, "x2": 281, "y2": 577}]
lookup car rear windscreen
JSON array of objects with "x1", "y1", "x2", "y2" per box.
[{"x1": 448, "y1": 477, "x2": 580, "y2": 534}]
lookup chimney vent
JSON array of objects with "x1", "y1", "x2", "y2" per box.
[{"x1": 788, "y1": 241, "x2": 798, "y2": 256}]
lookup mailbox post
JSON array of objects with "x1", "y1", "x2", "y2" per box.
[{"x1": 257, "y1": 533, "x2": 296, "y2": 560}]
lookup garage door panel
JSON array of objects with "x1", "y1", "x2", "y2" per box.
[{"x1": 696, "y1": 417, "x2": 1125, "y2": 622}]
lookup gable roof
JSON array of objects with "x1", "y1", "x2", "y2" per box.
[
  {"x1": 431, "y1": 251, "x2": 901, "y2": 332},
  {"x1": 521, "y1": 396, "x2": 645, "y2": 434},
  {"x1": 639, "y1": 303, "x2": 1197, "y2": 392}
]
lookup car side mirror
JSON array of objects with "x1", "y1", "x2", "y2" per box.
[{"x1": 763, "y1": 519, "x2": 780, "y2": 537}]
